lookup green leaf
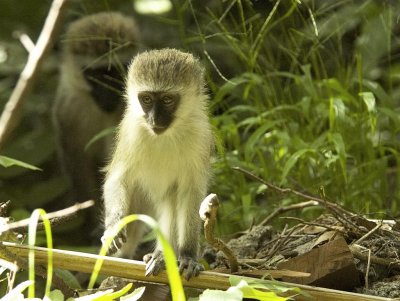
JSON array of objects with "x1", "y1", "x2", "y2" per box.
[
  {"x1": 239, "y1": 282, "x2": 289, "y2": 300},
  {"x1": 0, "y1": 155, "x2": 41, "y2": 171},
  {"x1": 48, "y1": 290, "x2": 65, "y2": 301},
  {"x1": 199, "y1": 288, "x2": 243, "y2": 301},
  {"x1": 120, "y1": 286, "x2": 146, "y2": 301},
  {"x1": 106, "y1": 283, "x2": 133, "y2": 300},
  {"x1": 359, "y1": 92, "x2": 376, "y2": 113},
  {"x1": 69, "y1": 289, "x2": 112, "y2": 301},
  {"x1": 281, "y1": 149, "x2": 314, "y2": 183},
  {"x1": 230, "y1": 276, "x2": 302, "y2": 296},
  {"x1": 330, "y1": 133, "x2": 347, "y2": 182},
  {"x1": 89, "y1": 215, "x2": 185, "y2": 301},
  {"x1": 323, "y1": 78, "x2": 357, "y2": 103},
  {"x1": 85, "y1": 127, "x2": 116, "y2": 151},
  {"x1": 54, "y1": 269, "x2": 82, "y2": 290}
]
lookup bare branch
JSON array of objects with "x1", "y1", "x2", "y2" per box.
[
  {"x1": 1, "y1": 200, "x2": 94, "y2": 233},
  {"x1": 1, "y1": 242, "x2": 391, "y2": 301},
  {"x1": 199, "y1": 193, "x2": 239, "y2": 273},
  {"x1": 0, "y1": 0, "x2": 69, "y2": 149},
  {"x1": 260, "y1": 200, "x2": 319, "y2": 226}
]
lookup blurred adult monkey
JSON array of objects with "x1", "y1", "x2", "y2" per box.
[{"x1": 53, "y1": 12, "x2": 141, "y2": 208}]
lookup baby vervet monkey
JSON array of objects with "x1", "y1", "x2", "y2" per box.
[
  {"x1": 102, "y1": 48, "x2": 213, "y2": 280},
  {"x1": 53, "y1": 12, "x2": 141, "y2": 204}
]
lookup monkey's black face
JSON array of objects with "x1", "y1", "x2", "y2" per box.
[
  {"x1": 138, "y1": 91, "x2": 180, "y2": 134},
  {"x1": 84, "y1": 66, "x2": 125, "y2": 113}
]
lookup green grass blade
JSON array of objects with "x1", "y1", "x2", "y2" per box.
[
  {"x1": 0, "y1": 155, "x2": 42, "y2": 171},
  {"x1": 88, "y1": 214, "x2": 185, "y2": 301},
  {"x1": 28, "y1": 209, "x2": 53, "y2": 298}
]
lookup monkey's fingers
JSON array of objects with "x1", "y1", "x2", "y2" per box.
[
  {"x1": 143, "y1": 253, "x2": 153, "y2": 263},
  {"x1": 178, "y1": 257, "x2": 204, "y2": 280},
  {"x1": 101, "y1": 228, "x2": 127, "y2": 255},
  {"x1": 144, "y1": 251, "x2": 165, "y2": 277}
]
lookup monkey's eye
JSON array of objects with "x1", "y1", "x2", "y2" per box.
[
  {"x1": 140, "y1": 95, "x2": 153, "y2": 105},
  {"x1": 162, "y1": 96, "x2": 174, "y2": 105}
]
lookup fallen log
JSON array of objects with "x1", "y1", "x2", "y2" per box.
[{"x1": 1, "y1": 242, "x2": 394, "y2": 301}]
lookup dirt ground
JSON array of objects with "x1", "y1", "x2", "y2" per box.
[{"x1": 203, "y1": 205, "x2": 400, "y2": 298}]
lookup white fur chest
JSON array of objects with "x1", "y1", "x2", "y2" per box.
[{"x1": 124, "y1": 126, "x2": 204, "y2": 202}]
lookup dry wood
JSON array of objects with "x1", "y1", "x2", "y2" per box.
[
  {"x1": 260, "y1": 200, "x2": 319, "y2": 226},
  {"x1": 1, "y1": 200, "x2": 94, "y2": 233},
  {"x1": 350, "y1": 244, "x2": 400, "y2": 271},
  {"x1": 0, "y1": 243, "x2": 74, "y2": 297},
  {"x1": 354, "y1": 222, "x2": 381, "y2": 245},
  {"x1": 281, "y1": 216, "x2": 346, "y2": 234},
  {"x1": 277, "y1": 236, "x2": 360, "y2": 291},
  {"x1": 212, "y1": 267, "x2": 310, "y2": 279},
  {"x1": 199, "y1": 194, "x2": 238, "y2": 273},
  {"x1": 1, "y1": 242, "x2": 395, "y2": 301},
  {"x1": 0, "y1": 0, "x2": 69, "y2": 149},
  {"x1": 233, "y1": 166, "x2": 356, "y2": 218}
]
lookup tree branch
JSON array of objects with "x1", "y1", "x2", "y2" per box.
[{"x1": 0, "y1": 0, "x2": 69, "y2": 150}]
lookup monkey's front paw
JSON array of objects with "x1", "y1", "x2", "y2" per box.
[
  {"x1": 100, "y1": 227, "x2": 127, "y2": 255},
  {"x1": 179, "y1": 256, "x2": 204, "y2": 280},
  {"x1": 144, "y1": 250, "x2": 165, "y2": 276}
]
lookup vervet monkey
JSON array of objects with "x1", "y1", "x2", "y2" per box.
[
  {"x1": 53, "y1": 12, "x2": 141, "y2": 205},
  {"x1": 102, "y1": 49, "x2": 213, "y2": 280}
]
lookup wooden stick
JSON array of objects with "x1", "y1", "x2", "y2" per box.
[
  {"x1": 260, "y1": 200, "x2": 318, "y2": 226},
  {"x1": 1, "y1": 242, "x2": 394, "y2": 301},
  {"x1": 0, "y1": 0, "x2": 68, "y2": 149},
  {"x1": 199, "y1": 194, "x2": 238, "y2": 273},
  {"x1": 350, "y1": 244, "x2": 400, "y2": 271},
  {"x1": 2, "y1": 242, "x2": 230, "y2": 290},
  {"x1": 1, "y1": 200, "x2": 94, "y2": 233}
]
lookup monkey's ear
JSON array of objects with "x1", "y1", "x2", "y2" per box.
[{"x1": 84, "y1": 66, "x2": 125, "y2": 113}]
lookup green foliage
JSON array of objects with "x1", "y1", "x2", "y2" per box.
[
  {"x1": 1, "y1": 281, "x2": 144, "y2": 301},
  {"x1": 0, "y1": 155, "x2": 41, "y2": 171},
  {"x1": 2, "y1": 209, "x2": 151, "y2": 301},
  {"x1": 84, "y1": 127, "x2": 116, "y2": 152},
  {"x1": 90, "y1": 214, "x2": 185, "y2": 301},
  {"x1": 191, "y1": 275, "x2": 300, "y2": 301},
  {"x1": 175, "y1": 0, "x2": 400, "y2": 232},
  {"x1": 28, "y1": 209, "x2": 54, "y2": 298}
]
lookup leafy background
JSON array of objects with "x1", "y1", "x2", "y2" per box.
[{"x1": 0, "y1": 0, "x2": 399, "y2": 275}]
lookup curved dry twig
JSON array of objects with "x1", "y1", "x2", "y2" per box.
[{"x1": 199, "y1": 193, "x2": 239, "y2": 273}]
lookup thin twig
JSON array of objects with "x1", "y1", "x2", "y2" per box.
[
  {"x1": 260, "y1": 200, "x2": 319, "y2": 226},
  {"x1": 233, "y1": 166, "x2": 351, "y2": 214},
  {"x1": 233, "y1": 167, "x2": 366, "y2": 234},
  {"x1": 281, "y1": 217, "x2": 346, "y2": 234},
  {"x1": 1, "y1": 200, "x2": 94, "y2": 233},
  {"x1": 0, "y1": 0, "x2": 69, "y2": 149},
  {"x1": 350, "y1": 244, "x2": 400, "y2": 271},
  {"x1": 365, "y1": 249, "x2": 372, "y2": 290},
  {"x1": 199, "y1": 194, "x2": 239, "y2": 273},
  {"x1": 264, "y1": 226, "x2": 296, "y2": 261},
  {"x1": 13, "y1": 31, "x2": 35, "y2": 53},
  {"x1": 354, "y1": 222, "x2": 382, "y2": 246}
]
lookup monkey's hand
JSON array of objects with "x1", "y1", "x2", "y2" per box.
[
  {"x1": 178, "y1": 256, "x2": 204, "y2": 280},
  {"x1": 100, "y1": 226, "x2": 127, "y2": 255},
  {"x1": 143, "y1": 250, "x2": 165, "y2": 277}
]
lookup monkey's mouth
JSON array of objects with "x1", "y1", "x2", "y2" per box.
[{"x1": 152, "y1": 126, "x2": 168, "y2": 135}]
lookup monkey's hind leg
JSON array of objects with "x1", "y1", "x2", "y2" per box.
[
  {"x1": 143, "y1": 202, "x2": 176, "y2": 277},
  {"x1": 117, "y1": 222, "x2": 147, "y2": 259},
  {"x1": 176, "y1": 189, "x2": 205, "y2": 280}
]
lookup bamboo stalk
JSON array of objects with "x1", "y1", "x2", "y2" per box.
[{"x1": 1, "y1": 242, "x2": 394, "y2": 301}]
